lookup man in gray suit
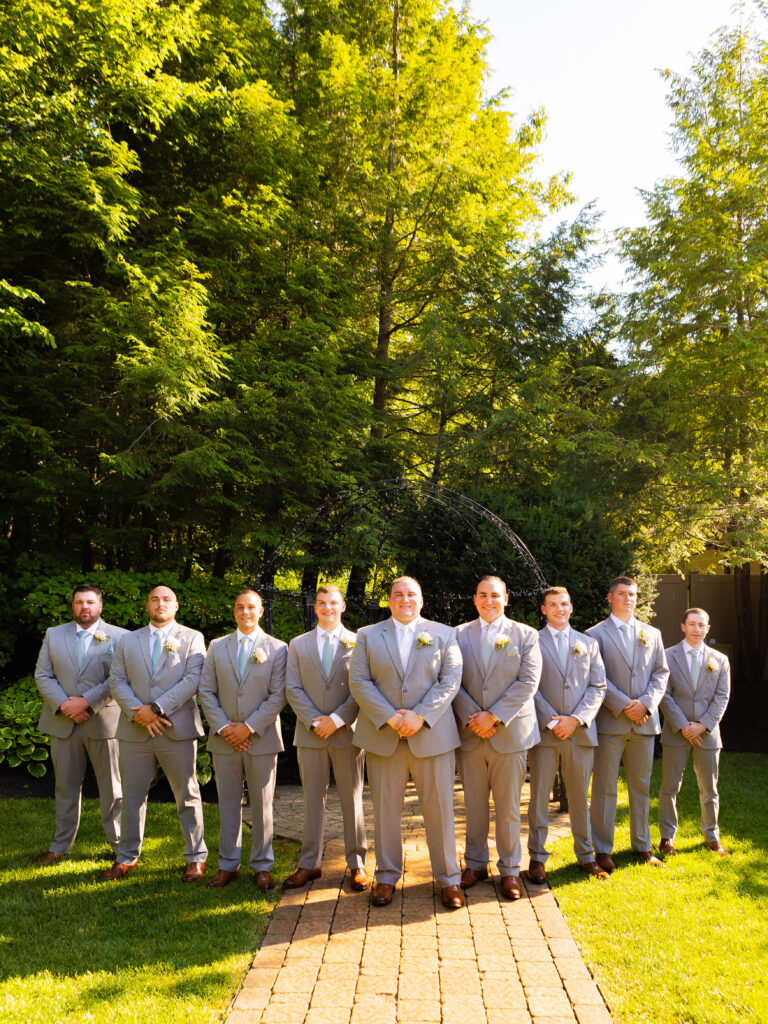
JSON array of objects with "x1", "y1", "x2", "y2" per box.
[
  {"x1": 527, "y1": 587, "x2": 608, "y2": 883},
  {"x1": 454, "y1": 575, "x2": 542, "y2": 900},
  {"x1": 588, "y1": 576, "x2": 669, "y2": 871},
  {"x1": 102, "y1": 585, "x2": 207, "y2": 882},
  {"x1": 198, "y1": 589, "x2": 287, "y2": 890},
  {"x1": 349, "y1": 576, "x2": 464, "y2": 909},
  {"x1": 34, "y1": 585, "x2": 126, "y2": 863},
  {"x1": 283, "y1": 584, "x2": 368, "y2": 892},
  {"x1": 658, "y1": 607, "x2": 731, "y2": 858}
]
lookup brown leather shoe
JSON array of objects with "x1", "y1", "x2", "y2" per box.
[
  {"x1": 442, "y1": 885, "x2": 465, "y2": 909},
  {"x1": 99, "y1": 860, "x2": 137, "y2": 881},
  {"x1": 635, "y1": 850, "x2": 664, "y2": 867},
  {"x1": 371, "y1": 882, "x2": 395, "y2": 906},
  {"x1": 580, "y1": 861, "x2": 610, "y2": 879},
  {"x1": 34, "y1": 851, "x2": 65, "y2": 865},
  {"x1": 254, "y1": 871, "x2": 275, "y2": 891},
  {"x1": 207, "y1": 868, "x2": 240, "y2": 888},
  {"x1": 182, "y1": 861, "x2": 206, "y2": 883},
  {"x1": 595, "y1": 852, "x2": 616, "y2": 874},
  {"x1": 500, "y1": 875, "x2": 523, "y2": 900},
  {"x1": 526, "y1": 860, "x2": 547, "y2": 884},
  {"x1": 659, "y1": 838, "x2": 676, "y2": 857},
  {"x1": 705, "y1": 840, "x2": 730, "y2": 857},
  {"x1": 350, "y1": 868, "x2": 370, "y2": 892},
  {"x1": 460, "y1": 865, "x2": 488, "y2": 888},
  {"x1": 282, "y1": 867, "x2": 321, "y2": 890}
]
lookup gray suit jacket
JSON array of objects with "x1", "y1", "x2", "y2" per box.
[
  {"x1": 586, "y1": 617, "x2": 668, "y2": 735},
  {"x1": 349, "y1": 617, "x2": 462, "y2": 758},
  {"x1": 109, "y1": 623, "x2": 206, "y2": 742},
  {"x1": 35, "y1": 619, "x2": 127, "y2": 739},
  {"x1": 534, "y1": 628, "x2": 606, "y2": 747},
  {"x1": 660, "y1": 642, "x2": 730, "y2": 750},
  {"x1": 198, "y1": 628, "x2": 287, "y2": 756},
  {"x1": 453, "y1": 617, "x2": 542, "y2": 753},
  {"x1": 286, "y1": 627, "x2": 358, "y2": 749}
]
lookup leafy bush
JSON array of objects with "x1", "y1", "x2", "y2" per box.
[{"x1": 0, "y1": 676, "x2": 49, "y2": 777}]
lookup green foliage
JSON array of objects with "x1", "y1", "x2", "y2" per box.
[{"x1": 0, "y1": 677, "x2": 49, "y2": 777}]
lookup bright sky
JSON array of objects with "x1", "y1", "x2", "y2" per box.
[{"x1": 467, "y1": 0, "x2": 745, "y2": 290}]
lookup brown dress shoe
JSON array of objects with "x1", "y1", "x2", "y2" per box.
[
  {"x1": 99, "y1": 861, "x2": 137, "y2": 881},
  {"x1": 371, "y1": 882, "x2": 395, "y2": 906},
  {"x1": 182, "y1": 861, "x2": 206, "y2": 883},
  {"x1": 254, "y1": 871, "x2": 274, "y2": 891},
  {"x1": 705, "y1": 840, "x2": 730, "y2": 857},
  {"x1": 526, "y1": 860, "x2": 547, "y2": 884},
  {"x1": 34, "y1": 851, "x2": 65, "y2": 865},
  {"x1": 282, "y1": 867, "x2": 321, "y2": 890},
  {"x1": 595, "y1": 852, "x2": 616, "y2": 874},
  {"x1": 460, "y1": 865, "x2": 489, "y2": 888},
  {"x1": 442, "y1": 885, "x2": 465, "y2": 909},
  {"x1": 500, "y1": 875, "x2": 523, "y2": 900},
  {"x1": 350, "y1": 869, "x2": 370, "y2": 892},
  {"x1": 635, "y1": 850, "x2": 664, "y2": 867},
  {"x1": 207, "y1": 868, "x2": 240, "y2": 888},
  {"x1": 580, "y1": 861, "x2": 610, "y2": 879},
  {"x1": 659, "y1": 838, "x2": 676, "y2": 857}
]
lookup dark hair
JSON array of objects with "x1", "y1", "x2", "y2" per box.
[
  {"x1": 316, "y1": 585, "x2": 345, "y2": 599},
  {"x1": 608, "y1": 576, "x2": 636, "y2": 592},
  {"x1": 682, "y1": 607, "x2": 709, "y2": 624},
  {"x1": 475, "y1": 575, "x2": 507, "y2": 592},
  {"x1": 234, "y1": 589, "x2": 261, "y2": 602},
  {"x1": 72, "y1": 584, "x2": 102, "y2": 600},
  {"x1": 541, "y1": 586, "x2": 570, "y2": 602}
]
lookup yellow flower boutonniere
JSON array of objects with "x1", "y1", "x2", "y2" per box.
[
  {"x1": 250, "y1": 647, "x2": 267, "y2": 664},
  {"x1": 164, "y1": 637, "x2": 180, "y2": 654},
  {"x1": 93, "y1": 631, "x2": 110, "y2": 645},
  {"x1": 417, "y1": 632, "x2": 433, "y2": 648},
  {"x1": 495, "y1": 636, "x2": 510, "y2": 650},
  {"x1": 341, "y1": 637, "x2": 356, "y2": 650},
  {"x1": 636, "y1": 631, "x2": 649, "y2": 648},
  {"x1": 705, "y1": 658, "x2": 718, "y2": 672}
]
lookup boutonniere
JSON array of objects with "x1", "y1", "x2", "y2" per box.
[
  {"x1": 705, "y1": 658, "x2": 718, "y2": 672},
  {"x1": 93, "y1": 631, "x2": 110, "y2": 645},
  {"x1": 416, "y1": 632, "x2": 433, "y2": 648},
  {"x1": 250, "y1": 647, "x2": 267, "y2": 664},
  {"x1": 636, "y1": 631, "x2": 649, "y2": 647},
  {"x1": 341, "y1": 637, "x2": 356, "y2": 650},
  {"x1": 495, "y1": 636, "x2": 510, "y2": 650},
  {"x1": 571, "y1": 641, "x2": 587, "y2": 657},
  {"x1": 164, "y1": 637, "x2": 180, "y2": 654}
]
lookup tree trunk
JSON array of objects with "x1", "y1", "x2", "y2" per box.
[{"x1": 733, "y1": 563, "x2": 756, "y2": 685}]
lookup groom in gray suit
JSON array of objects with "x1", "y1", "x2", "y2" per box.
[
  {"x1": 349, "y1": 577, "x2": 464, "y2": 909},
  {"x1": 588, "y1": 576, "x2": 669, "y2": 871},
  {"x1": 34, "y1": 585, "x2": 126, "y2": 863},
  {"x1": 527, "y1": 587, "x2": 607, "y2": 883},
  {"x1": 658, "y1": 607, "x2": 731, "y2": 858},
  {"x1": 454, "y1": 575, "x2": 542, "y2": 900},
  {"x1": 198, "y1": 589, "x2": 287, "y2": 890},
  {"x1": 103, "y1": 585, "x2": 207, "y2": 881},
  {"x1": 283, "y1": 584, "x2": 368, "y2": 892}
]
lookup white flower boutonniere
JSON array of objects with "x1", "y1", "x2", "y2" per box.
[
  {"x1": 93, "y1": 631, "x2": 110, "y2": 645},
  {"x1": 250, "y1": 647, "x2": 267, "y2": 664},
  {"x1": 705, "y1": 658, "x2": 718, "y2": 672},
  {"x1": 571, "y1": 641, "x2": 587, "y2": 657},
  {"x1": 495, "y1": 636, "x2": 510, "y2": 650},
  {"x1": 164, "y1": 637, "x2": 180, "y2": 655},
  {"x1": 341, "y1": 637, "x2": 356, "y2": 650},
  {"x1": 636, "y1": 631, "x2": 649, "y2": 648},
  {"x1": 416, "y1": 632, "x2": 433, "y2": 648}
]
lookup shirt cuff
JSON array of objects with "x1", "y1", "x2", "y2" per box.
[{"x1": 330, "y1": 713, "x2": 345, "y2": 729}]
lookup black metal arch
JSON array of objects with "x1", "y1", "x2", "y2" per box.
[{"x1": 255, "y1": 478, "x2": 548, "y2": 632}]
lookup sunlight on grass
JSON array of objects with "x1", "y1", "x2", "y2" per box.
[
  {"x1": 548, "y1": 753, "x2": 768, "y2": 1024},
  {"x1": 0, "y1": 798, "x2": 299, "y2": 1024}
]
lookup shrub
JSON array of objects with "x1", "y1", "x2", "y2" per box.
[{"x1": 0, "y1": 676, "x2": 49, "y2": 777}]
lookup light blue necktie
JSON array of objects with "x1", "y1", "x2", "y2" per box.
[
  {"x1": 238, "y1": 637, "x2": 251, "y2": 680},
  {"x1": 76, "y1": 629, "x2": 87, "y2": 670},
  {"x1": 556, "y1": 631, "x2": 567, "y2": 672},
  {"x1": 322, "y1": 632, "x2": 334, "y2": 677},
  {"x1": 151, "y1": 631, "x2": 163, "y2": 673},
  {"x1": 620, "y1": 623, "x2": 633, "y2": 665},
  {"x1": 690, "y1": 648, "x2": 700, "y2": 690},
  {"x1": 482, "y1": 626, "x2": 493, "y2": 670}
]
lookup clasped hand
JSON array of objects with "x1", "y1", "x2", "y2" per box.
[
  {"x1": 59, "y1": 696, "x2": 91, "y2": 724},
  {"x1": 623, "y1": 699, "x2": 649, "y2": 726},
  {"x1": 220, "y1": 721, "x2": 252, "y2": 750},
  {"x1": 387, "y1": 709, "x2": 424, "y2": 737},
  {"x1": 132, "y1": 704, "x2": 172, "y2": 736},
  {"x1": 681, "y1": 721, "x2": 706, "y2": 746},
  {"x1": 467, "y1": 710, "x2": 497, "y2": 739}
]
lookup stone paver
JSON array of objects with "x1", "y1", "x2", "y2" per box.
[{"x1": 229, "y1": 782, "x2": 613, "y2": 1024}]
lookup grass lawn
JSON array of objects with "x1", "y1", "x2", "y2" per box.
[
  {"x1": 0, "y1": 796, "x2": 298, "y2": 1024},
  {"x1": 547, "y1": 752, "x2": 768, "y2": 1024}
]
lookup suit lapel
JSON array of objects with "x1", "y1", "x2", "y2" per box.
[
  {"x1": 65, "y1": 622, "x2": 79, "y2": 675},
  {"x1": 470, "y1": 619, "x2": 484, "y2": 674},
  {"x1": 137, "y1": 626, "x2": 153, "y2": 677},
  {"x1": 607, "y1": 619, "x2": 632, "y2": 668},
  {"x1": 382, "y1": 619, "x2": 404, "y2": 679},
  {"x1": 328, "y1": 629, "x2": 353, "y2": 680},
  {"x1": 227, "y1": 631, "x2": 240, "y2": 680},
  {"x1": 306, "y1": 631, "x2": 325, "y2": 678},
  {"x1": 240, "y1": 628, "x2": 264, "y2": 684},
  {"x1": 671, "y1": 643, "x2": 695, "y2": 691},
  {"x1": 540, "y1": 628, "x2": 565, "y2": 679}
]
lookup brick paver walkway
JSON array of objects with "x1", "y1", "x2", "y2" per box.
[{"x1": 231, "y1": 783, "x2": 613, "y2": 1024}]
